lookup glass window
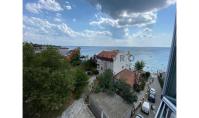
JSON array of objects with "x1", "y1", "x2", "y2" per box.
[{"x1": 120, "y1": 55, "x2": 124, "y2": 62}]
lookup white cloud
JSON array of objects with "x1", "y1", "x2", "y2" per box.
[
  {"x1": 23, "y1": 16, "x2": 171, "y2": 47},
  {"x1": 64, "y1": 1, "x2": 72, "y2": 10},
  {"x1": 90, "y1": 10, "x2": 157, "y2": 28},
  {"x1": 56, "y1": 13, "x2": 62, "y2": 17},
  {"x1": 25, "y1": 0, "x2": 63, "y2": 14},
  {"x1": 96, "y1": 3, "x2": 102, "y2": 11},
  {"x1": 54, "y1": 18, "x2": 62, "y2": 22},
  {"x1": 88, "y1": 0, "x2": 175, "y2": 38},
  {"x1": 65, "y1": 5, "x2": 72, "y2": 10},
  {"x1": 23, "y1": 16, "x2": 112, "y2": 43}
]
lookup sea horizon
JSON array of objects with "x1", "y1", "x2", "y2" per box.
[{"x1": 66, "y1": 46, "x2": 171, "y2": 73}]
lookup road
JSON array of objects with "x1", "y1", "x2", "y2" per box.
[{"x1": 133, "y1": 74, "x2": 162, "y2": 118}]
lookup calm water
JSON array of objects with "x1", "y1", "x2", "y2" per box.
[{"x1": 67, "y1": 46, "x2": 171, "y2": 72}]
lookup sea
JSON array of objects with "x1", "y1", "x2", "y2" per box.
[{"x1": 67, "y1": 46, "x2": 171, "y2": 73}]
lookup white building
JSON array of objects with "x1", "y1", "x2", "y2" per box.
[{"x1": 96, "y1": 50, "x2": 132, "y2": 75}]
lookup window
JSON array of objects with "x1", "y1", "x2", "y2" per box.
[{"x1": 120, "y1": 55, "x2": 124, "y2": 62}]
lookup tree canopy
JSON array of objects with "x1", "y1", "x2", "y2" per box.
[
  {"x1": 134, "y1": 60, "x2": 145, "y2": 71},
  {"x1": 23, "y1": 43, "x2": 88, "y2": 118},
  {"x1": 95, "y1": 69, "x2": 137, "y2": 104}
]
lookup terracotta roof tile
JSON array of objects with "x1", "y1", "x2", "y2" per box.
[
  {"x1": 96, "y1": 50, "x2": 118, "y2": 61},
  {"x1": 114, "y1": 69, "x2": 137, "y2": 86}
]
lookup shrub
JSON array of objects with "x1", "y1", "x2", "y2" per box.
[
  {"x1": 92, "y1": 69, "x2": 99, "y2": 75},
  {"x1": 134, "y1": 60, "x2": 145, "y2": 71},
  {"x1": 95, "y1": 70, "x2": 137, "y2": 104}
]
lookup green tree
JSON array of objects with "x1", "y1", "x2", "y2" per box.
[
  {"x1": 95, "y1": 70, "x2": 137, "y2": 104},
  {"x1": 97, "y1": 69, "x2": 115, "y2": 94},
  {"x1": 73, "y1": 68, "x2": 89, "y2": 98},
  {"x1": 134, "y1": 60, "x2": 145, "y2": 71},
  {"x1": 23, "y1": 42, "x2": 34, "y2": 67},
  {"x1": 114, "y1": 80, "x2": 137, "y2": 104},
  {"x1": 23, "y1": 43, "x2": 87, "y2": 118}
]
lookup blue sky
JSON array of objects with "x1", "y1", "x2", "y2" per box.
[{"x1": 23, "y1": 0, "x2": 176, "y2": 47}]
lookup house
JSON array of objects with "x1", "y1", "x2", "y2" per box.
[
  {"x1": 96, "y1": 50, "x2": 132, "y2": 75},
  {"x1": 64, "y1": 47, "x2": 80, "y2": 62},
  {"x1": 59, "y1": 98, "x2": 95, "y2": 118},
  {"x1": 58, "y1": 47, "x2": 69, "y2": 56},
  {"x1": 114, "y1": 69, "x2": 138, "y2": 87},
  {"x1": 89, "y1": 92, "x2": 132, "y2": 118}
]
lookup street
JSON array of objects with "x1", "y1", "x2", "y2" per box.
[{"x1": 133, "y1": 74, "x2": 162, "y2": 118}]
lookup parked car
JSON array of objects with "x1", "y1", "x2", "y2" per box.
[
  {"x1": 149, "y1": 87, "x2": 156, "y2": 96},
  {"x1": 148, "y1": 93, "x2": 155, "y2": 103},
  {"x1": 135, "y1": 114, "x2": 144, "y2": 118},
  {"x1": 141, "y1": 101, "x2": 150, "y2": 114}
]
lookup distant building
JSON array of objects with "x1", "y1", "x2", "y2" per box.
[
  {"x1": 58, "y1": 47, "x2": 69, "y2": 56},
  {"x1": 33, "y1": 44, "x2": 47, "y2": 53},
  {"x1": 114, "y1": 69, "x2": 139, "y2": 87},
  {"x1": 64, "y1": 47, "x2": 80, "y2": 62},
  {"x1": 89, "y1": 92, "x2": 132, "y2": 118},
  {"x1": 96, "y1": 50, "x2": 132, "y2": 75}
]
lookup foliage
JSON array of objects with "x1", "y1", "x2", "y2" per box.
[
  {"x1": 23, "y1": 43, "x2": 88, "y2": 118},
  {"x1": 141, "y1": 71, "x2": 151, "y2": 81},
  {"x1": 70, "y1": 48, "x2": 81, "y2": 66},
  {"x1": 133, "y1": 84, "x2": 141, "y2": 92},
  {"x1": 81, "y1": 58, "x2": 98, "y2": 75},
  {"x1": 97, "y1": 69, "x2": 115, "y2": 94},
  {"x1": 23, "y1": 42, "x2": 34, "y2": 67},
  {"x1": 134, "y1": 60, "x2": 145, "y2": 71},
  {"x1": 95, "y1": 69, "x2": 137, "y2": 104},
  {"x1": 114, "y1": 80, "x2": 137, "y2": 104},
  {"x1": 73, "y1": 68, "x2": 89, "y2": 98}
]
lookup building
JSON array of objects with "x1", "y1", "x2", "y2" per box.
[
  {"x1": 59, "y1": 98, "x2": 95, "y2": 118},
  {"x1": 89, "y1": 92, "x2": 132, "y2": 118},
  {"x1": 96, "y1": 50, "x2": 132, "y2": 75},
  {"x1": 155, "y1": 23, "x2": 176, "y2": 118},
  {"x1": 64, "y1": 47, "x2": 80, "y2": 62},
  {"x1": 114, "y1": 69, "x2": 138, "y2": 87},
  {"x1": 58, "y1": 47, "x2": 69, "y2": 56}
]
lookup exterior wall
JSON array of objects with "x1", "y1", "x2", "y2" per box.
[
  {"x1": 96, "y1": 51, "x2": 131, "y2": 75},
  {"x1": 97, "y1": 59, "x2": 113, "y2": 75},
  {"x1": 89, "y1": 96, "x2": 108, "y2": 118},
  {"x1": 89, "y1": 93, "x2": 132, "y2": 118},
  {"x1": 113, "y1": 52, "x2": 131, "y2": 75}
]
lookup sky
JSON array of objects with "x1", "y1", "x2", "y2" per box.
[{"x1": 23, "y1": 0, "x2": 176, "y2": 47}]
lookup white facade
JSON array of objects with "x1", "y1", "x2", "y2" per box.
[{"x1": 97, "y1": 51, "x2": 131, "y2": 75}]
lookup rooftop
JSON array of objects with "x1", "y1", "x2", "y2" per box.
[
  {"x1": 114, "y1": 69, "x2": 137, "y2": 86},
  {"x1": 59, "y1": 99, "x2": 95, "y2": 118},
  {"x1": 96, "y1": 50, "x2": 119, "y2": 61},
  {"x1": 89, "y1": 92, "x2": 132, "y2": 118}
]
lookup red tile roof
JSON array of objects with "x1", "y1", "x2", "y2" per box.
[
  {"x1": 114, "y1": 69, "x2": 137, "y2": 86},
  {"x1": 96, "y1": 50, "x2": 118, "y2": 61}
]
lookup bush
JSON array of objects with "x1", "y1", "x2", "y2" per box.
[
  {"x1": 114, "y1": 80, "x2": 137, "y2": 104},
  {"x1": 74, "y1": 69, "x2": 89, "y2": 99},
  {"x1": 95, "y1": 70, "x2": 137, "y2": 104},
  {"x1": 133, "y1": 84, "x2": 141, "y2": 92},
  {"x1": 134, "y1": 60, "x2": 145, "y2": 71},
  {"x1": 92, "y1": 69, "x2": 99, "y2": 75}
]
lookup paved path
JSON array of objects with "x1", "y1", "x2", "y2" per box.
[{"x1": 133, "y1": 74, "x2": 162, "y2": 118}]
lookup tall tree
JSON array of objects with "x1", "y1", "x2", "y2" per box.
[{"x1": 134, "y1": 60, "x2": 145, "y2": 71}]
